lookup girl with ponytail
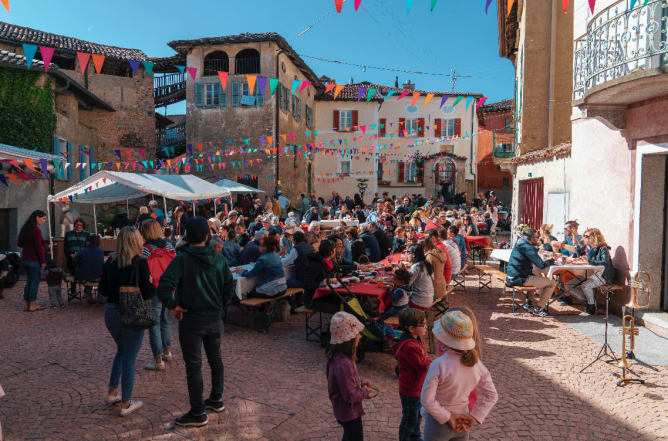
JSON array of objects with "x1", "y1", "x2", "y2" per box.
[{"x1": 420, "y1": 310, "x2": 498, "y2": 440}]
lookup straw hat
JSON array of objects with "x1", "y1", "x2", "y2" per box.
[
  {"x1": 330, "y1": 311, "x2": 365, "y2": 345},
  {"x1": 432, "y1": 311, "x2": 475, "y2": 351}
]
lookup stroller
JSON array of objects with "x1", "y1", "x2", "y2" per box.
[{"x1": 325, "y1": 272, "x2": 402, "y2": 363}]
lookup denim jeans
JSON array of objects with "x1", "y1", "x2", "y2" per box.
[
  {"x1": 148, "y1": 295, "x2": 171, "y2": 359},
  {"x1": 23, "y1": 260, "x2": 41, "y2": 302},
  {"x1": 48, "y1": 286, "x2": 64, "y2": 307},
  {"x1": 423, "y1": 413, "x2": 469, "y2": 441},
  {"x1": 399, "y1": 394, "x2": 422, "y2": 441},
  {"x1": 338, "y1": 416, "x2": 364, "y2": 441},
  {"x1": 105, "y1": 303, "x2": 145, "y2": 403},
  {"x1": 179, "y1": 320, "x2": 224, "y2": 416}
]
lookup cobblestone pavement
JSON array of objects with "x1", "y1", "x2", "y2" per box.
[{"x1": 1, "y1": 276, "x2": 666, "y2": 441}]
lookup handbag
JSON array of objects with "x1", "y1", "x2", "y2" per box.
[{"x1": 118, "y1": 259, "x2": 155, "y2": 329}]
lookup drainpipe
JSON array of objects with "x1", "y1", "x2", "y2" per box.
[
  {"x1": 469, "y1": 99, "x2": 475, "y2": 194},
  {"x1": 274, "y1": 49, "x2": 284, "y2": 196},
  {"x1": 547, "y1": 0, "x2": 557, "y2": 147}
]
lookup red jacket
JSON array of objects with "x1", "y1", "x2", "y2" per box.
[
  {"x1": 393, "y1": 336, "x2": 431, "y2": 397},
  {"x1": 424, "y1": 220, "x2": 439, "y2": 232}
]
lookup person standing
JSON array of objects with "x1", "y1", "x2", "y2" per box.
[
  {"x1": 18, "y1": 210, "x2": 47, "y2": 312},
  {"x1": 64, "y1": 218, "x2": 89, "y2": 296},
  {"x1": 100, "y1": 226, "x2": 154, "y2": 416},
  {"x1": 148, "y1": 200, "x2": 165, "y2": 227},
  {"x1": 72, "y1": 234, "x2": 104, "y2": 303},
  {"x1": 157, "y1": 217, "x2": 234, "y2": 427}
]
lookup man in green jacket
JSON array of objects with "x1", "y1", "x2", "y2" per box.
[{"x1": 157, "y1": 216, "x2": 234, "y2": 427}]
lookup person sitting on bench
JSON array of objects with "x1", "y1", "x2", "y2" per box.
[
  {"x1": 506, "y1": 229, "x2": 556, "y2": 317},
  {"x1": 233, "y1": 235, "x2": 287, "y2": 300}
]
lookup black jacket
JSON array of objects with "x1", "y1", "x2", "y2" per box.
[
  {"x1": 373, "y1": 229, "x2": 392, "y2": 259},
  {"x1": 100, "y1": 255, "x2": 154, "y2": 304},
  {"x1": 506, "y1": 238, "x2": 555, "y2": 286},
  {"x1": 294, "y1": 242, "x2": 315, "y2": 283},
  {"x1": 302, "y1": 253, "x2": 331, "y2": 292},
  {"x1": 579, "y1": 245, "x2": 616, "y2": 284}
]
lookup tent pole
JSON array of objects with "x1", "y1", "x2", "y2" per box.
[
  {"x1": 162, "y1": 196, "x2": 167, "y2": 227},
  {"x1": 93, "y1": 203, "x2": 98, "y2": 234},
  {"x1": 126, "y1": 199, "x2": 129, "y2": 215},
  {"x1": 193, "y1": 202, "x2": 196, "y2": 216},
  {"x1": 214, "y1": 199, "x2": 217, "y2": 216},
  {"x1": 46, "y1": 199, "x2": 53, "y2": 256}
]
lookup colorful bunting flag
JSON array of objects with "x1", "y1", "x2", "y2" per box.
[
  {"x1": 1, "y1": 0, "x2": 9, "y2": 13},
  {"x1": 398, "y1": 90, "x2": 411, "y2": 100},
  {"x1": 142, "y1": 61, "x2": 154, "y2": 75},
  {"x1": 476, "y1": 97, "x2": 488, "y2": 109},
  {"x1": 410, "y1": 92, "x2": 420, "y2": 108},
  {"x1": 292, "y1": 79, "x2": 301, "y2": 95},
  {"x1": 354, "y1": 0, "x2": 362, "y2": 10},
  {"x1": 176, "y1": 65, "x2": 186, "y2": 74},
  {"x1": 22, "y1": 43, "x2": 37, "y2": 69},
  {"x1": 39, "y1": 46, "x2": 54, "y2": 72},
  {"x1": 465, "y1": 96, "x2": 473, "y2": 110},
  {"x1": 299, "y1": 81, "x2": 311, "y2": 91},
  {"x1": 562, "y1": 0, "x2": 570, "y2": 13},
  {"x1": 384, "y1": 90, "x2": 396, "y2": 101},
  {"x1": 325, "y1": 84, "x2": 336, "y2": 94},
  {"x1": 246, "y1": 74, "x2": 257, "y2": 95},
  {"x1": 440, "y1": 94, "x2": 450, "y2": 108},
  {"x1": 218, "y1": 71, "x2": 228, "y2": 92},
  {"x1": 269, "y1": 77, "x2": 279, "y2": 95},
  {"x1": 357, "y1": 87, "x2": 367, "y2": 102},
  {"x1": 367, "y1": 88, "x2": 377, "y2": 103},
  {"x1": 485, "y1": 0, "x2": 494, "y2": 13},
  {"x1": 333, "y1": 84, "x2": 345, "y2": 100},
  {"x1": 76, "y1": 52, "x2": 90, "y2": 74},
  {"x1": 406, "y1": 0, "x2": 413, "y2": 13},
  {"x1": 430, "y1": 0, "x2": 438, "y2": 11},
  {"x1": 257, "y1": 76, "x2": 267, "y2": 96},
  {"x1": 92, "y1": 54, "x2": 105, "y2": 74},
  {"x1": 128, "y1": 59, "x2": 141, "y2": 76},
  {"x1": 335, "y1": 0, "x2": 343, "y2": 13},
  {"x1": 0, "y1": 174, "x2": 7, "y2": 187},
  {"x1": 186, "y1": 67, "x2": 197, "y2": 81},
  {"x1": 452, "y1": 96, "x2": 464, "y2": 107},
  {"x1": 588, "y1": 0, "x2": 596, "y2": 13},
  {"x1": 507, "y1": 0, "x2": 515, "y2": 16},
  {"x1": 424, "y1": 93, "x2": 434, "y2": 107}
]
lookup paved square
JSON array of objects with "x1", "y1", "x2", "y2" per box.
[{"x1": 0, "y1": 277, "x2": 666, "y2": 441}]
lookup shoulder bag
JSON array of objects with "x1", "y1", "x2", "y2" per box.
[{"x1": 118, "y1": 258, "x2": 155, "y2": 329}]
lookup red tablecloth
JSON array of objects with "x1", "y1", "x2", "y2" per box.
[
  {"x1": 477, "y1": 222, "x2": 486, "y2": 230},
  {"x1": 301, "y1": 225, "x2": 309, "y2": 232},
  {"x1": 380, "y1": 253, "x2": 404, "y2": 266},
  {"x1": 465, "y1": 236, "x2": 491, "y2": 251},
  {"x1": 313, "y1": 281, "x2": 392, "y2": 313}
]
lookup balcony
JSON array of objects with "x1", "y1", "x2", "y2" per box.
[
  {"x1": 156, "y1": 122, "x2": 186, "y2": 159},
  {"x1": 573, "y1": 0, "x2": 668, "y2": 106},
  {"x1": 492, "y1": 129, "x2": 515, "y2": 158},
  {"x1": 154, "y1": 72, "x2": 186, "y2": 107}
]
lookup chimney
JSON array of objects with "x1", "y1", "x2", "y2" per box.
[
  {"x1": 402, "y1": 80, "x2": 415, "y2": 91},
  {"x1": 349, "y1": 77, "x2": 354, "y2": 84},
  {"x1": 395, "y1": 76, "x2": 399, "y2": 88}
]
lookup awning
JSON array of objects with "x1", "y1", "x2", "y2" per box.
[
  {"x1": 47, "y1": 171, "x2": 230, "y2": 204},
  {"x1": 214, "y1": 179, "x2": 265, "y2": 194}
]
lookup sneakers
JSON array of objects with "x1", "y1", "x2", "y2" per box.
[
  {"x1": 204, "y1": 398, "x2": 225, "y2": 413},
  {"x1": 107, "y1": 392, "x2": 121, "y2": 404},
  {"x1": 144, "y1": 361, "x2": 165, "y2": 371},
  {"x1": 532, "y1": 306, "x2": 549, "y2": 317},
  {"x1": 162, "y1": 352, "x2": 174, "y2": 362},
  {"x1": 584, "y1": 304, "x2": 597, "y2": 316},
  {"x1": 522, "y1": 301, "x2": 533, "y2": 312},
  {"x1": 175, "y1": 411, "x2": 209, "y2": 427},
  {"x1": 559, "y1": 296, "x2": 574, "y2": 306},
  {"x1": 120, "y1": 400, "x2": 143, "y2": 417}
]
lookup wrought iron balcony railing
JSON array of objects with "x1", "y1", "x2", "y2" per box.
[
  {"x1": 156, "y1": 122, "x2": 186, "y2": 148},
  {"x1": 492, "y1": 129, "x2": 515, "y2": 158},
  {"x1": 573, "y1": 0, "x2": 668, "y2": 100}
]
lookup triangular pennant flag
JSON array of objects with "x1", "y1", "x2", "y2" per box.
[
  {"x1": 628, "y1": 0, "x2": 637, "y2": 10},
  {"x1": 22, "y1": 44, "x2": 37, "y2": 70},
  {"x1": 76, "y1": 52, "x2": 90, "y2": 74},
  {"x1": 186, "y1": 67, "x2": 197, "y2": 81},
  {"x1": 367, "y1": 88, "x2": 377, "y2": 103},
  {"x1": 1, "y1": 0, "x2": 9, "y2": 13},
  {"x1": 217, "y1": 71, "x2": 228, "y2": 92},
  {"x1": 384, "y1": 90, "x2": 396, "y2": 101},
  {"x1": 476, "y1": 97, "x2": 488, "y2": 109},
  {"x1": 176, "y1": 65, "x2": 186, "y2": 74},
  {"x1": 440, "y1": 94, "x2": 450, "y2": 108},
  {"x1": 643, "y1": 0, "x2": 649, "y2": 5},
  {"x1": 128, "y1": 59, "x2": 141, "y2": 76},
  {"x1": 269, "y1": 77, "x2": 279, "y2": 95},
  {"x1": 0, "y1": 174, "x2": 6, "y2": 186},
  {"x1": 562, "y1": 0, "x2": 570, "y2": 13},
  {"x1": 398, "y1": 90, "x2": 411, "y2": 100},
  {"x1": 465, "y1": 96, "x2": 473, "y2": 109},
  {"x1": 92, "y1": 54, "x2": 105, "y2": 74},
  {"x1": 507, "y1": 0, "x2": 515, "y2": 16},
  {"x1": 299, "y1": 81, "x2": 311, "y2": 91},
  {"x1": 424, "y1": 93, "x2": 434, "y2": 107},
  {"x1": 335, "y1": 0, "x2": 344, "y2": 13},
  {"x1": 588, "y1": 0, "x2": 595, "y2": 13},
  {"x1": 325, "y1": 83, "x2": 336, "y2": 94},
  {"x1": 292, "y1": 79, "x2": 301, "y2": 95},
  {"x1": 485, "y1": 0, "x2": 494, "y2": 14},
  {"x1": 452, "y1": 96, "x2": 464, "y2": 107},
  {"x1": 430, "y1": 0, "x2": 438, "y2": 11},
  {"x1": 142, "y1": 61, "x2": 154, "y2": 75},
  {"x1": 333, "y1": 84, "x2": 345, "y2": 100},
  {"x1": 39, "y1": 47, "x2": 54, "y2": 72},
  {"x1": 256, "y1": 76, "x2": 267, "y2": 96},
  {"x1": 357, "y1": 87, "x2": 367, "y2": 102},
  {"x1": 246, "y1": 74, "x2": 257, "y2": 95},
  {"x1": 406, "y1": 0, "x2": 413, "y2": 13},
  {"x1": 410, "y1": 92, "x2": 420, "y2": 108}
]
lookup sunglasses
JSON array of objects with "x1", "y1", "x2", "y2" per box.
[
  {"x1": 584, "y1": 235, "x2": 590, "y2": 238},
  {"x1": 412, "y1": 323, "x2": 427, "y2": 328}
]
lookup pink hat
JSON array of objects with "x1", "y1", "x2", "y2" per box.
[
  {"x1": 432, "y1": 311, "x2": 475, "y2": 351},
  {"x1": 330, "y1": 312, "x2": 365, "y2": 345}
]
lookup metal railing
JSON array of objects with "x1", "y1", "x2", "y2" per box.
[
  {"x1": 492, "y1": 129, "x2": 516, "y2": 158},
  {"x1": 235, "y1": 57, "x2": 260, "y2": 74},
  {"x1": 203, "y1": 59, "x2": 229, "y2": 77},
  {"x1": 156, "y1": 122, "x2": 186, "y2": 148},
  {"x1": 573, "y1": 0, "x2": 668, "y2": 100},
  {"x1": 154, "y1": 72, "x2": 186, "y2": 99}
]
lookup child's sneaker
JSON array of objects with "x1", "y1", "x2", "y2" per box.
[
  {"x1": 120, "y1": 400, "x2": 143, "y2": 416},
  {"x1": 144, "y1": 361, "x2": 165, "y2": 371}
]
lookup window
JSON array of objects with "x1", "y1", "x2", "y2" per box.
[
  {"x1": 405, "y1": 161, "x2": 418, "y2": 183},
  {"x1": 291, "y1": 96, "x2": 301, "y2": 120},
  {"x1": 206, "y1": 83, "x2": 220, "y2": 106},
  {"x1": 503, "y1": 177, "x2": 510, "y2": 187},
  {"x1": 203, "y1": 51, "x2": 229, "y2": 77},
  {"x1": 505, "y1": 118, "x2": 511, "y2": 129},
  {"x1": 280, "y1": 84, "x2": 290, "y2": 111},
  {"x1": 305, "y1": 104, "x2": 313, "y2": 128},
  {"x1": 340, "y1": 111, "x2": 353, "y2": 130},
  {"x1": 340, "y1": 160, "x2": 351, "y2": 176},
  {"x1": 377, "y1": 160, "x2": 383, "y2": 180},
  {"x1": 441, "y1": 119, "x2": 456, "y2": 137},
  {"x1": 406, "y1": 119, "x2": 419, "y2": 137},
  {"x1": 438, "y1": 161, "x2": 455, "y2": 184},
  {"x1": 235, "y1": 48, "x2": 260, "y2": 74},
  {"x1": 231, "y1": 81, "x2": 241, "y2": 106}
]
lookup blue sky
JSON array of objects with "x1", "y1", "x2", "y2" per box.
[{"x1": 3, "y1": 0, "x2": 514, "y2": 114}]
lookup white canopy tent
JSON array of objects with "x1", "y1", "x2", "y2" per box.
[
  {"x1": 214, "y1": 179, "x2": 264, "y2": 194},
  {"x1": 46, "y1": 171, "x2": 230, "y2": 252}
]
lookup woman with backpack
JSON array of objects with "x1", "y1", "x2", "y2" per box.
[{"x1": 140, "y1": 220, "x2": 175, "y2": 371}]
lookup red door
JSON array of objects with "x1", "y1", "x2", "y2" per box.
[{"x1": 521, "y1": 178, "x2": 543, "y2": 229}]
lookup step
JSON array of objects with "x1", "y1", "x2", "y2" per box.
[{"x1": 638, "y1": 311, "x2": 668, "y2": 340}]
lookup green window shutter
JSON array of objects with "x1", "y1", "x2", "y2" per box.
[
  {"x1": 79, "y1": 146, "x2": 85, "y2": 181},
  {"x1": 194, "y1": 82, "x2": 203, "y2": 107},
  {"x1": 256, "y1": 83, "x2": 264, "y2": 106},
  {"x1": 215, "y1": 83, "x2": 226, "y2": 107},
  {"x1": 53, "y1": 138, "x2": 62, "y2": 179},
  {"x1": 89, "y1": 148, "x2": 94, "y2": 176},
  {"x1": 232, "y1": 81, "x2": 241, "y2": 106},
  {"x1": 66, "y1": 141, "x2": 73, "y2": 180},
  {"x1": 298, "y1": 98, "x2": 302, "y2": 120}
]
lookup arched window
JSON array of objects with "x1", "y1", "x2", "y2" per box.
[
  {"x1": 438, "y1": 160, "x2": 456, "y2": 184},
  {"x1": 203, "y1": 51, "x2": 229, "y2": 76},
  {"x1": 235, "y1": 48, "x2": 260, "y2": 74}
]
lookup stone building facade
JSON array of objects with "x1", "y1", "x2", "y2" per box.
[{"x1": 476, "y1": 99, "x2": 514, "y2": 206}]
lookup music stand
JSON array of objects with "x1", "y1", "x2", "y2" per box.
[{"x1": 580, "y1": 283, "x2": 619, "y2": 373}]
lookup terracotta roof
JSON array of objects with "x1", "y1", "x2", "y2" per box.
[
  {"x1": 481, "y1": 99, "x2": 514, "y2": 113},
  {"x1": 149, "y1": 54, "x2": 186, "y2": 73},
  {"x1": 0, "y1": 21, "x2": 147, "y2": 61},
  {"x1": 509, "y1": 143, "x2": 571, "y2": 165},
  {"x1": 167, "y1": 32, "x2": 322, "y2": 88},
  {"x1": 0, "y1": 49, "x2": 115, "y2": 112},
  {"x1": 315, "y1": 82, "x2": 482, "y2": 103}
]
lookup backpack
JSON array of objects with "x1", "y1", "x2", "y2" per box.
[{"x1": 145, "y1": 245, "x2": 175, "y2": 288}]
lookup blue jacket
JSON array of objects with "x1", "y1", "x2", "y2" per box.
[
  {"x1": 506, "y1": 238, "x2": 555, "y2": 285},
  {"x1": 241, "y1": 251, "x2": 284, "y2": 287},
  {"x1": 238, "y1": 240, "x2": 261, "y2": 265},
  {"x1": 361, "y1": 232, "x2": 381, "y2": 262},
  {"x1": 221, "y1": 240, "x2": 240, "y2": 267},
  {"x1": 72, "y1": 245, "x2": 104, "y2": 281},
  {"x1": 454, "y1": 234, "x2": 466, "y2": 271}
]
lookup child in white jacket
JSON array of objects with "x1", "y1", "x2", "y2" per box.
[{"x1": 421, "y1": 311, "x2": 498, "y2": 441}]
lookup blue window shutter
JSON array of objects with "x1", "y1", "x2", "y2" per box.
[
  {"x1": 256, "y1": 83, "x2": 264, "y2": 106},
  {"x1": 89, "y1": 148, "x2": 94, "y2": 176},
  {"x1": 232, "y1": 81, "x2": 241, "y2": 106},
  {"x1": 79, "y1": 146, "x2": 85, "y2": 181},
  {"x1": 298, "y1": 98, "x2": 302, "y2": 120},
  {"x1": 53, "y1": 138, "x2": 62, "y2": 179},
  {"x1": 216, "y1": 83, "x2": 226, "y2": 107},
  {"x1": 66, "y1": 141, "x2": 73, "y2": 180},
  {"x1": 194, "y1": 82, "x2": 203, "y2": 107}
]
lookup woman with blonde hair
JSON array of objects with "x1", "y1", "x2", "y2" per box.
[
  {"x1": 409, "y1": 211, "x2": 425, "y2": 232},
  {"x1": 100, "y1": 226, "x2": 155, "y2": 416},
  {"x1": 566, "y1": 228, "x2": 616, "y2": 315}
]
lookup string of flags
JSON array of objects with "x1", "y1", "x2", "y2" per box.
[{"x1": 1, "y1": 0, "x2": 8, "y2": 13}]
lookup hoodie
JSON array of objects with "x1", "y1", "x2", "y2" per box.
[
  {"x1": 393, "y1": 335, "x2": 431, "y2": 397},
  {"x1": 157, "y1": 245, "x2": 234, "y2": 326},
  {"x1": 425, "y1": 248, "x2": 448, "y2": 299}
]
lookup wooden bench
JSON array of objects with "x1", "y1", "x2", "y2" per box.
[
  {"x1": 240, "y1": 288, "x2": 304, "y2": 332},
  {"x1": 294, "y1": 305, "x2": 325, "y2": 343}
]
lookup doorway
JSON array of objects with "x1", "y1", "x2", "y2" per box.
[{"x1": 519, "y1": 178, "x2": 543, "y2": 229}]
